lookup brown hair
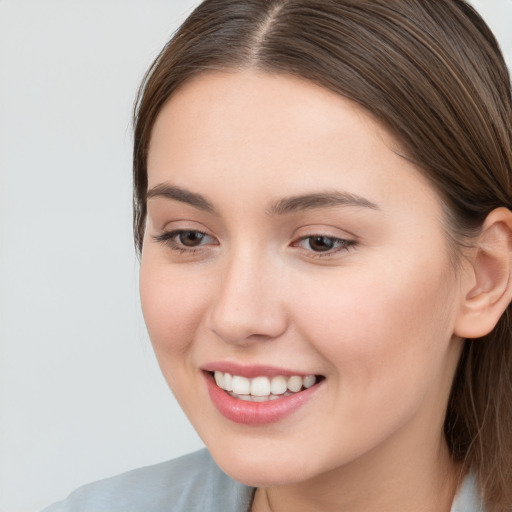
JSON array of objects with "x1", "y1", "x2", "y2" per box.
[{"x1": 133, "y1": 1, "x2": 512, "y2": 509}]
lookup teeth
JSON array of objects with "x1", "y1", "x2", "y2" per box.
[
  {"x1": 229, "y1": 391, "x2": 296, "y2": 401},
  {"x1": 249, "y1": 395, "x2": 268, "y2": 402},
  {"x1": 270, "y1": 376, "x2": 287, "y2": 395},
  {"x1": 214, "y1": 371, "x2": 224, "y2": 388},
  {"x1": 303, "y1": 375, "x2": 316, "y2": 389},
  {"x1": 231, "y1": 375, "x2": 250, "y2": 395},
  {"x1": 223, "y1": 372, "x2": 233, "y2": 391},
  {"x1": 287, "y1": 375, "x2": 303, "y2": 392},
  {"x1": 213, "y1": 371, "x2": 317, "y2": 399},
  {"x1": 251, "y1": 376, "x2": 271, "y2": 397}
]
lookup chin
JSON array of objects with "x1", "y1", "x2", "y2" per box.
[
  {"x1": 217, "y1": 457, "x2": 310, "y2": 488},
  {"x1": 204, "y1": 438, "x2": 330, "y2": 487}
]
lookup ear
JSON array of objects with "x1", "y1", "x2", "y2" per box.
[{"x1": 454, "y1": 207, "x2": 512, "y2": 339}]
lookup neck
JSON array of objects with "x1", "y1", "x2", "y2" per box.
[{"x1": 252, "y1": 424, "x2": 463, "y2": 512}]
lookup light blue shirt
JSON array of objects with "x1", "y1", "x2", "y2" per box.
[{"x1": 42, "y1": 449, "x2": 485, "y2": 512}]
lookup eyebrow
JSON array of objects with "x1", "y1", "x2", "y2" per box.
[
  {"x1": 146, "y1": 184, "x2": 379, "y2": 215},
  {"x1": 268, "y1": 191, "x2": 379, "y2": 215},
  {"x1": 146, "y1": 184, "x2": 216, "y2": 213}
]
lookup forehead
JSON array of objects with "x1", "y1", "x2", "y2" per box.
[
  {"x1": 147, "y1": 69, "x2": 439, "y2": 213},
  {"x1": 149, "y1": 69, "x2": 392, "y2": 154}
]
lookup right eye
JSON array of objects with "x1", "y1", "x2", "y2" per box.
[{"x1": 153, "y1": 229, "x2": 218, "y2": 252}]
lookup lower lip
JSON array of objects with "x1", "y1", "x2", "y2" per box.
[{"x1": 204, "y1": 372, "x2": 322, "y2": 425}]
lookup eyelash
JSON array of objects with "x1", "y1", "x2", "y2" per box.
[
  {"x1": 152, "y1": 230, "x2": 215, "y2": 254},
  {"x1": 293, "y1": 235, "x2": 356, "y2": 258},
  {"x1": 153, "y1": 230, "x2": 356, "y2": 258}
]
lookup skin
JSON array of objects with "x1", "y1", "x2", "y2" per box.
[{"x1": 140, "y1": 70, "x2": 470, "y2": 511}]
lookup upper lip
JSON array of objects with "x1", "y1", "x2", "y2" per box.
[{"x1": 201, "y1": 361, "x2": 320, "y2": 379}]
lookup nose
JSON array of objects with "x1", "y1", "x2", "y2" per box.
[{"x1": 207, "y1": 250, "x2": 288, "y2": 345}]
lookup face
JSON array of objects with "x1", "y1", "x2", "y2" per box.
[{"x1": 140, "y1": 70, "x2": 464, "y2": 487}]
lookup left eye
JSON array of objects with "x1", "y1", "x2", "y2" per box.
[{"x1": 295, "y1": 235, "x2": 353, "y2": 253}]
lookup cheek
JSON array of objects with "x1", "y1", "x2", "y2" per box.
[
  {"x1": 287, "y1": 256, "x2": 458, "y2": 460},
  {"x1": 139, "y1": 257, "x2": 208, "y2": 361},
  {"x1": 293, "y1": 255, "x2": 456, "y2": 392}
]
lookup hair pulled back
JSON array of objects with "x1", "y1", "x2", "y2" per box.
[{"x1": 133, "y1": 1, "x2": 512, "y2": 509}]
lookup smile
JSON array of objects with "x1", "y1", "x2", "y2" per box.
[
  {"x1": 214, "y1": 371, "x2": 317, "y2": 402},
  {"x1": 204, "y1": 368, "x2": 324, "y2": 425}
]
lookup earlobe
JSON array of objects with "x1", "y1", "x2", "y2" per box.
[{"x1": 454, "y1": 207, "x2": 512, "y2": 339}]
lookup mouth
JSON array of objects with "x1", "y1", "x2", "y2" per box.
[
  {"x1": 203, "y1": 369, "x2": 324, "y2": 424},
  {"x1": 211, "y1": 370, "x2": 322, "y2": 402},
  {"x1": 201, "y1": 362, "x2": 325, "y2": 424}
]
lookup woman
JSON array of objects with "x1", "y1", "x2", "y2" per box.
[{"x1": 44, "y1": 1, "x2": 512, "y2": 511}]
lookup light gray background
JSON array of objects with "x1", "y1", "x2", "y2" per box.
[{"x1": 0, "y1": 1, "x2": 511, "y2": 511}]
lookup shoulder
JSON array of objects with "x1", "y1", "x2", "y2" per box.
[
  {"x1": 41, "y1": 449, "x2": 254, "y2": 512},
  {"x1": 451, "y1": 473, "x2": 486, "y2": 512}
]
